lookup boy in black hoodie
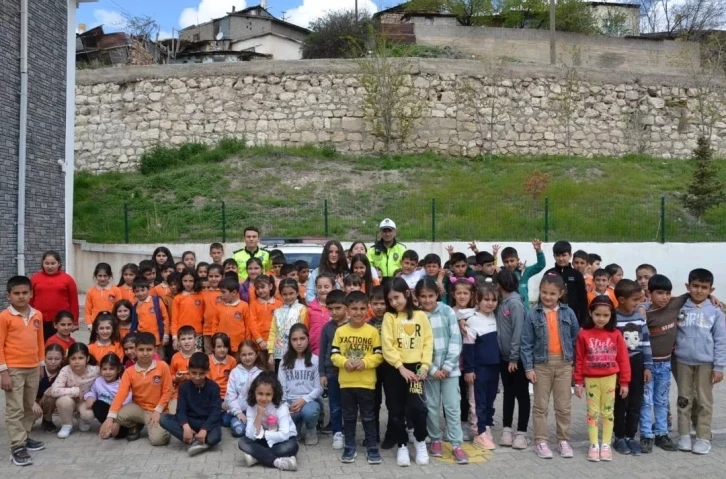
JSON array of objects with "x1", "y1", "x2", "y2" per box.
[{"x1": 544, "y1": 241, "x2": 588, "y2": 326}]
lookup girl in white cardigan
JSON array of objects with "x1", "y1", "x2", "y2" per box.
[{"x1": 50, "y1": 343, "x2": 99, "y2": 439}]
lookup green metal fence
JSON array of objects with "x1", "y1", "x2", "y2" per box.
[{"x1": 73, "y1": 196, "x2": 726, "y2": 244}]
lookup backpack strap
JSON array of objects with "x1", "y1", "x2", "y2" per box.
[{"x1": 152, "y1": 296, "x2": 164, "y2": 340}]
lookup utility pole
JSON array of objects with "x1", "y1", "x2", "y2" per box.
[
  {"x1": 355, "y1": 0, "x2": 359, "y2": 21},
  {"x1": 549, "y1": 0, "x2": 556, "y2": 65}
]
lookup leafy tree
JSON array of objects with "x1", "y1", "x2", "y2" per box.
[
  {"x1": 406, "y1": 0, "x2": 496, "y2": 26},
  {"x1": 499, "y1": 0, "x2": 598, "y2": 33},
  {"x1": 302, "y1": 10, "x2": 372, "y2": 59},
  {"x1": 681, "y1": 137, "x2": 726, "y2": 219},
  {"x1": 599, "y1": 8, "x2": 631, "y2": 37}
]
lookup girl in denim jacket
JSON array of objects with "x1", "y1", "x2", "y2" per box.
[{"x1": 521, "y1": 273, "x2": 579, "y2": 460}]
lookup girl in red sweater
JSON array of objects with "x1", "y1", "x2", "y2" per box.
[
  {"x1": 574, "y1": 296, "x2": 631, "y2": 463},
  {"x1": 30, "y1": 251, "x2": 80, "y2": 342}
]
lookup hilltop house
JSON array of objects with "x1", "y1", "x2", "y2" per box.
[{"x1": 177, "y1": 5, "x2": 310, "y2": 62}]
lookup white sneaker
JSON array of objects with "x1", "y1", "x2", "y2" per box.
[
  {"x1": 414, "y1": 439, "x2": 429, "y2": 465},
  {"x1": 396, "y1": 445, "x2": 410, "y2": 467},
  {"x1": 57, "y1": 425, "x2": 73, "y2": 439},
  {"x1": 78, "y1": 420, "x2": 91, "y2": 432},
  {"x1": 332, "y1": 432, "x2": 344, "y2": 450},
  {"x1": 240, "y1": 452, "x2": 258, "y2": 467}
]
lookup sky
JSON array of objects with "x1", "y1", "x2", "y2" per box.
[{"x1": 77, "y1": 0, "x2": 400, "y2": 39}]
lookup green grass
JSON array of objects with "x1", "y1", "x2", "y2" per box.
[{"x1": 73, "y1": 140, "x2": 726, "y2": 243}]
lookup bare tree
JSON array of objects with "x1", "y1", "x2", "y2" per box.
[
  {"x1": 122, "y1": 14, "x2": 160, "y2": 40},
  {"x1": 554, "y1": 46, "x2": 583, "y2": 160},
  {"x1": 639, "y1": 0, "x2": 726, "y2": 38}
]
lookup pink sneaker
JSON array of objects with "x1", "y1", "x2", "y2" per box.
[
  {"x1": 599, "y1": 443, "x2": 612, "y2": 461},
  {"x1": 535, "y1": 441, "x2": 553, "y2": 459},
  {"x1": 558, "y1": 441, "x2": 574, "y2": 458},
  {"x1": 452, "y1": 446, "x2": 469, "y2": 464},
  {"x1": 473, "y1": 432, "x2": 496, "y2": 450},
  {"x1": 429, "y1": 440, "x2": 443, "y2": 457},
  {"x1": 587, "y1": 444, "x2": 600, "y2": 462}
]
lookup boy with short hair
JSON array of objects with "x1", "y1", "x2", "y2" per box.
[
  {"x1": 636, "y1": 264, "x2": 657, "y2": 303},
  {"x1": 639, "y1": 274, "x2": 680, "y2": 453},
  {"x1": 209, "y1": 243, "x2": 225, "y2": 265},
  {"x1": 572, "y1": 250, "x2": 588, "y2": 276},
  {"x1": 280, "y1": 264, "x2": 298, "y2": 282},
  {"x1": 130, "y1": 279, "x2": 170, "y2": 359},
  {"x1": 213, "y1": 277, "x2": 254, "y2": 355},
  {"x1": 1, "y1": 276, "x2": 46, "y2": 466},
  {"x1": 160, "y1": 352, "x2": 222, "y2": 456},
  {"x1": 332, "y1": 291, "x2": 384, "y2": 464},
  {"x1": 613, "y1": 279, "x2": 652, "y2": 456},
  {"x1": 444, "y1": 252, "x2": 472, "y2": 302},
  {"x1": 169, "y1": 325, "x2": 197, "y2": 414},
  {"x1": 368, "y1": 286, "x2": 389, "y2": 446},
  {"x1": 138, "y1": 260, "x2": 157, "y2": 284},
  {"x1": 545, "y1": 241, "x2": 588, "y2": 325},
  {"x1": 585, "y1": 253, "x2": 602, "y2": 293},
  {"x1": 399, "y1": 250, "x2": 425, "y2": 290},
  {"x1": 674, "y1": 268, "x2": 726, "y2": 455},
  {"x1": 100, "y1": 332, "x2": 172, "y2": 445},
  {"x1": 423, "y1": 254, "x2": 446, "y2": 302},
  {"x1": 474, "y1": 251, "x2": 497, "y2": 282},
  {"x1": 270, "y1": 255, "x2": 286, "y2": 281},
  {"x1": 318, "y1": 290, "x2": 349, "y2": 451},
  {"x1": 587, "y1": 269, "x2": 618, "y2": 307},
  {"x1": 500, "y1": 239, "x2": 546, "y2": 311}
]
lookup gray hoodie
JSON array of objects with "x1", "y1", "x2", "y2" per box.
[
  {"x1": 495, "y1": 292, "x2": 526, "y2": 364},
  {"x1": 675, "y1": 298, "x2": 726, "y2": 372}
]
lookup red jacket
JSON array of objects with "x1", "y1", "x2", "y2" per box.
[
  {"x1": 30, "y1": 271, "x2": 79, "y2": 325},
  {"x1": 574, "y1": 328, "x2": 631, "y2": 385}
]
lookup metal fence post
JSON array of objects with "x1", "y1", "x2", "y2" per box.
[
  {"x1": 431, "y1": 198, "x2": 436, "y2": 242},
  {"x1": 222, "y1": 201, "x2": 227, "y2": 243},
  {"x1": 660, "y1": 196, "x2": 666, "y2": 244},
  {"x1": 324, "y1": 199, "x2": 329, "y2": 237},
  {"x1": 123, "y1": 203, "x2": 129, "y2": 244},
  {"x1": 544, "y1": 197, "x2": 549, "y2": 243}
]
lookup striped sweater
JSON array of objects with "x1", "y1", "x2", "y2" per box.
[
  {"x1": 616, "y1": 309, "x2": 653, "y2": 369},
  {"x1": 424, "y1": 302, "x2": 462, "y2": 377}
]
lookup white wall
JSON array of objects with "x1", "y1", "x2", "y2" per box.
[
  {"x1": 232, "y1": 34, "x2": 302, "y2": 60},
  {"x1": 71, "y1": 240, "x2": 723, "y2": 298}
]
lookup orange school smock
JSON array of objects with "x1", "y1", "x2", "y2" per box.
[
  {"x1": 202, "y1": 289, "x2": 223, "y2": 336},
  {"x1": 249, "y1": 284, "x2": 282, "y2": 304},
  {"x1": 214, "y1": 300, "x2": 251, "y2": 353},
  {"x1": 85, "y1": 285, "x2": 122, "y2": 326},
  {"x1": 171, "y1": 292, "x2": 205, "y2": 337},
  {"x1": 169, "y1": 351, "x2": 193, "y2": 399},
  {"x1": 108, "y1": 360, "x2": 172, "y2": 417},
  {"x1": 587, "y1": 289, "x2": 619, "y2": 307},
  {"x1": 546, "y1": 308, "x2": 563, "y2": 355},
  {"x1": 0, "y1": 306, "x2": 44, "y2": 369},
  {"x1": 207, "y1": 354, "x2": 237, "y2": 399},
  {"x1": 118, "y1": 284, "x2": 136, "y2": 303},
  {"x1": 249, "y1": 297, "x2": 282, "y2": 343},
  {"x1": 134, "y1": 296, "x2": 170, "y2": 346},
  {"x1": 88, "y1": 341, "x2": 124, "y2": 364}
]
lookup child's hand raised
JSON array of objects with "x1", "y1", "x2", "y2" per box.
[
  {"x1": 525, "y1": 370, "x2": 537, "y2": 384},
  {"x1": 492, "y1": 244, "x2": 500, "y2": 258},
  {"x1": 468, "y1": 242, "x2": 479, "y2": 253},
  {"x1": 532, "y1": 239, "x2": 543, "y2": 251},
  {"x1": 445, "y1": 245, "x2": 455, "y2": 256},
  {"x1": 619, "y1": 385, "x2": 629, "y2": 398},
  {"x1": 713, "y1": 371, "x2": 724, "y2": 384}
]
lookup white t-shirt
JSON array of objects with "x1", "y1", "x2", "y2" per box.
[{"x1": 400, "y1": 269, "x2": 425, "y2": 290}]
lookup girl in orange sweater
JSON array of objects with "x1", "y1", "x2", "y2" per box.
[
  {"x1": 85, "y1": 263, "x2": 122, "y2": 328},
  {"x1": 112, "y1": 299, "x2": 134, "y2": 339},
  {"x1": 171, "y1": 268, "x2": 206, "y2": 352},
  {"x1": 88, "y1": 313, "x2": 123, "y2": 364},
  {"x1": 117, "y1": 263, "x2": 138, "y2": 303},
  {"x1": 249, "y1": 275, "x2": 282, "y2": 350}
]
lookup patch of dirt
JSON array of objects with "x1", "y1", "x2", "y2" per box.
[{"x1": 192, "y1": 196, "x2": 208, "y2": 209}]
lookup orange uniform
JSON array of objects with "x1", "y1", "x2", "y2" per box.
[
  {"x1": 108, "y1": 360, "x2": 172, "y2": 416},
  {"x1": 88, "y1": 341, "x2": 124, "y2": 364},
  {"x1": 214, "y1": 300, "x2": 252, "y2": 353},
  {"x1": 546, "y1": 309, "x2": 563, "y2": 355},
  {"x1": 584, "y1": 275, "x2": 594, "y2": 294},
  {"x1": 202, "y1": 289, "x2": 223, "y2": 336},
  {"x1": 85, "y1": 285, "x2": 122, "y2": 325},
  {"x1": 118, "y1": 284, "x2": 136, "y2": 303},
  {"x1": 171, "y1": 292, "x2": 205, "y2": 337},
  {"x1": 169, "y1": 351, "x2": 193, "y2": 399},
  {"x1": 134, "y1": 296, "x2": 169, "y2": 346},
  {"x1": 249, "y1": 297, "x2": 282, "y2": 343},
  {"x1": 587, "y1": 289, "x2": 619, "y2": 307},
  {"x1": 0, "y1": 306, "x2": 44, "y2": 369},
  {"x1": 248, "y1": 284, "x2": 282, "y2": 304},
  {"x1": 207, "y1": 354, "x2": 237, "y2": 399},
  {"x1": 151, "y1": 283, "x2": 169, "y2": 299},
  {"x1": 119, "y1": 323, "x2": 132, "y2": 339}
]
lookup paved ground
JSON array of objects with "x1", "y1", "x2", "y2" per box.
[{"x1": 2, "y1": 328, "x2": 726, "y2": 478}]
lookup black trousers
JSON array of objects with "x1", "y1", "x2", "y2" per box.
[
  {"x1": 342, "y1": 388, "x2": 377, "y2": 449},
  {"x1": 383, "y1": 362, "x2": 427, "y2": 446},
  {"x1": 43, "y1": 322, "x2": 56, "y2": 344},
  {"x1": 500, "y1": 360, "x2": 531, "y2": 432},
  {"x1": 614, "y1": 353, "x2": 644, "y2": 439},
  {"x1": 460, "y1": 375, "x2": 470, "y2": 422},
  {"x1": 374, "y1": 372, "x2": 384, "y2": 439},
  {"x1": 93, "y1": 401, "x2": 128, "y2": 438}
]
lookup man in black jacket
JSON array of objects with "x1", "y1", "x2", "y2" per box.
[{"x1": 545, "y1": 241, "x2": 588, "y2": 326}]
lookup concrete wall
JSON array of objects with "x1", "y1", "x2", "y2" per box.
[
  {"x1": 229, "y1": 17, "x2": 271, "y2": 40},
  {"x1": 1, "y1": 0, "x2": 67, "y2": 295},
  {"x1": 414, "y1": 24, "x2": 698, "y2": 74},
  {"x1": 232, "y1": 34, "x2": 303, "y2": 60},
  {"x1": 71, "y1": 240, "x2": 726, "y2": 301}
]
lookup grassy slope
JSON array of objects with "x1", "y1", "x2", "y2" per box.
[{"x1": 74, "y1": 144, "x2": 726, "y2": 243}]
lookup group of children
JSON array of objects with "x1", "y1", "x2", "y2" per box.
[{"x1": 2, "y1": 236, "x2": 724, "y2": 470}]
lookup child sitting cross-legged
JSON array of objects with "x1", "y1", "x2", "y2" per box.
[{"x1": 160, "y1": 352, "x2": 223, "y2": 456}]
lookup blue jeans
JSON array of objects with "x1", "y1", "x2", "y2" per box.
[
  {"x1": 327, "y1": 374, "x2": 343, "y2": 434},
  {"x1": 640, "y1": 361, "x2": 671, "y2": 438},
  {"x1": 159, "y1": 414, "x2": 222, "y2": 446},
  {"x1": 289, "y1": 399, "x2": 321, "y2": 433},
  {"x1": 222, "y1": 411, "x2": 247, "y2": 437}
]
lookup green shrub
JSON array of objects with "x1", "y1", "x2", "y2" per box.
[{"x1": 139, "y1": 137, "x2": 245, "y2": 175}]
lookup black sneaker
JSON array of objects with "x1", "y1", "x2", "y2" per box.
[
  {"x1": 655, "y1": 434, "x2": 678, "y2": 452},
  {"x1": 367, "y1": 447, "x2": 382, "y2": 464},
  {"x1": 340, "y1": 447, "x2": 357, "y2": 463},
  {"x1": 126, "y1": 426, "x2": 141, "y2": 441},
  {"x1": 613, "y1": 437, "x2": 630, "y2": 455},
  {"x1": 41, "y1": 420, "x2": 57, "y2": 433},
  {"x1": 25, "y1": 438, "x2": 45, "y2": 452},
  {"x1": 319, "y1": 422, "x2": 332, "y2": 435},
  {"x1": 626, "y1": 437, "x2": 642, "y2": 456},
  {"x1": 11, "y1": 447, "x2": 32, "y2": 466},
  {"x1": 381, "y1": 436, "x2": 396, "y2": 450},
  {"x1": 640, "y1": 437, "x2": 653, "y2": 454}
]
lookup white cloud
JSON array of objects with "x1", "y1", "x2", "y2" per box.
[
  {"x1": 286, "y1": 0, "x2": 379, "y2": 29},
  {"x1": 90, "y1": 9, "x2": 126, "y2": 30},
  {"x1": 158, "y1": 30, "x2": 174, "y2": 40},
  {"x1": 179, "y1": 0, "x2": 247, "y2": 28}
]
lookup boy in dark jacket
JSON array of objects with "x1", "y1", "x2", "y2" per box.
[
  {"x1": 545, "y1": 241, "x2": 588, "y2": 326},
  {"x1": 159, "y1": 352, "x2": 222, "y2": 456}
]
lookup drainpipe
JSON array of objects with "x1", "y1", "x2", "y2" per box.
[
  {"x1": 64, "y1": 0, "x2": 78, "y2": 277},
  {"x1": 17, "y1": 0, "x2": 29, "y2": 275}
]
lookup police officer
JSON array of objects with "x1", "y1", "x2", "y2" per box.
[
  {"x1": 367, "y1": 218, "x2": 406, "y2": 280},
  {"x1": 232, "y1": 226, "x2": 272, "y2": 281}
]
